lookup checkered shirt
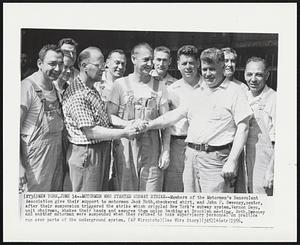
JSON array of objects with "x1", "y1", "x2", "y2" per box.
[{"x1": 62, "y1": 76, "x2": 111, "y2": 144}]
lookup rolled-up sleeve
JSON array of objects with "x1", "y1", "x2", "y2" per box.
[{"x1": 232, "y1": 88, "x2": 253, "y2": 125}]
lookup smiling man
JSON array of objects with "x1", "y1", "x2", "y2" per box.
[
  {"x1": 54, "y1": 38, "x2": 79, "y2": 98},
  {"x1": 95, "y1": 49, "x2": 127, "y2": 104},
  {"x1": 151, "y1": 46, "x2": 177, "y2": 86},
  {"x1": 145, "y1": 47, "x2": 253, "y2": 193},
  {"x1": 244, "y1": 57, "x2": 276, "y2": 195},
  {"x1": 20, "y1": 44, "x2": 64, "y2": 192},
  {"x1": 107, "y1": 42, "x2": 170, "y2": 192},
  {"x1": 164, "y1": 45, "x2": 202, "y2": 192},
  {"x1": 62, "y1": 47, "x2": 137, "y2": 192},
  {"x1": 222, "y1": 47, "x2": 249, "y2": 93}
]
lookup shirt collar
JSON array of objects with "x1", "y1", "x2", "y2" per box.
[{"x1": 199, "y1": 76, "x2": 228, "y2": 91}]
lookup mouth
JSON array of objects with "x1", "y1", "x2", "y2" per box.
[{"x1": 204, "y1": 77, "x2": 215, "y2": 83}]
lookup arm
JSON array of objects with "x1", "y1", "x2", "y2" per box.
[
  {"x1": 20, "y1": 106, "x2": 28, "y2": 189},
  {"x1": 107, "y1": 101, "x2": 132, "y2": 128},
  {"x1": 263, "y1": 142, "x2": 275, "y2": 189},
  {"x1": 221, "y1": 117, "x2": 250, "y2": 180},
  {"x1": 147, "y1": 108, "x2": 186, "y2": 130},
  {"x1": 82, "y1": 125, "x2": 136, "y2": 141}
]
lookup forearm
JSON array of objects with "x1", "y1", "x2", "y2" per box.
[
  {"x1": 228, "y1": 121, "x2": 250, "y2": 164},
  {"x1": 161, "y1": 128, "x2": 171, "y2": 152},
  {"x1": 83, "y1": 126, "x2": 128, "y2": 141},
  {"x1": 109, "y1": 115, "x2": 131, "y2": 128},
  {"x1": 148, "y1": 109, "x2": 184, "y2": 130}
]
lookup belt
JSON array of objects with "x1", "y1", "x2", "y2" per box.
[
  {"x1": 171, "y1": 135, "x2": 187, "y2": 140},
  {"x1": 187, "y1": 142, "x2": 232, "y2": 152}
]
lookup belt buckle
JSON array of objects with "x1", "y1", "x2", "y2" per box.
[{"x1": 204, "y1": 143, "x2": 209, "y2": 152}]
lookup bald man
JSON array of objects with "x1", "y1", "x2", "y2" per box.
[{"x1": 62, "y1": 47, "x2": 137, "y2": 192}]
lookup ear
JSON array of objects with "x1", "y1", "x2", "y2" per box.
[
  {"x1": 264, "y1": 70, "x2": 270, "y2": 81},
  {"x1": 168, "y1": 57, "x2": 172, "y2": 66},
  {"x1": 37, "y1": 59, "x2": 42, "y2": 70},
  {"x1": 131, "y1": 54, "x2": 136, "y2": 64}
]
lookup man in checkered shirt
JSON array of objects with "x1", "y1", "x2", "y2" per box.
[{"x1": 62, "y1": 46, "x2": 136, "y2": 192}]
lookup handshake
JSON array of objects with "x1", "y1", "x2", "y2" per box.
[{"x1": 123, "y1": 119, "x2": 151, "y2": 139}]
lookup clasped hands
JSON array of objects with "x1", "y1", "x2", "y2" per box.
[{"x1": 124, "y1": 119, "x2": 150, "y2": 139}]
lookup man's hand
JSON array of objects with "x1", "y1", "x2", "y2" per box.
[
  {"x1": 158, "y1": 150, "x2": 170, "y2": 170},
  {"x1": 221, "y1": 159, "x2": 238, "y2": 182},
  {"x1": 130, "y1": 119, "x2": 148, "y2": 133},
  {"x1": 19, "y1": 165, "x2": 27, "y2": 194},
  {"x1": 263, "y1": 168, "x2": 274, "y2": 189},
  {"x1": 123, "y1": 124, "x2": 138, "y2": 139}
]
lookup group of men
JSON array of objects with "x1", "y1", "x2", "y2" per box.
[{"x1": 20, "y1": 37, "x2": 276, "y2": 195}]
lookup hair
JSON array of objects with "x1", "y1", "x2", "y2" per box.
[
  {"x1": 77, "y1": 46, "x2": 103, "y2": 67},
  {"x1": 57, "y1": 38, "x2": 78, "y2": 48},
  {"x1": 200, "y1": 48, "x2": 224, "y2": 64},
  {"x1": 38, "y1": 44, "x2": 62, "y2": 61},
  {"x1": 221, "y1": 47, "x2": 237, "y2": 60},
  {"x1": 246, "y1": 56, "x2": 268, "y2": 71},
  {"x1": 177, "y1": 45, "x2": 199, "y2": 60},
  {"x1": 154, "y1": 46, "x2": 171, "y2": 57},
  {"x1": 107, "y1": 49, "x2": 126, "y2": 60},
  {"x1": 131, "y1": 42, "x2": 153, "y2": 56}
]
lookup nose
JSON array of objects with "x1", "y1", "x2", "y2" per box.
[
  {"x1": 206, "y1": 69, "x2": 212, "y2": 76},
  {"x1": 147, "y1": 59, "x2": 153, "y2": 66},
  {"x1": 54, "y1": 63, "x2": 61, "y2": 71}
]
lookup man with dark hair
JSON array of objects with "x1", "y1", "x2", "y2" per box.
[
  {"x1": 163, "y1": 45, "x2": 202, "y2": 192},
  {"x1": 54, "y1": 38, "x2": 79, "y2": 99},
  {"x1": 107, "y1": 42, "x2": 170, "y2": 191},
  {"x1": 20, "y1": 44, "x2": 64, "y2": 192},
  {"x1": 62, "y1": 47, "x2": 137, "y2": 192},
  {"x1": 94, "y1": 49, "x2": 127, "y2": 104},
  {"x1": 244, "y1": 57, "x2": 276, "y2": 195},
  {"x1": 222, "y1": 47, "x2": 249, "y2": 93},
  {"x1": 144, "y1": 47, "x2": 253, "y2": 193},
  {"x1": 151, "y1": 46, "x2": 177, "y2": 86}
]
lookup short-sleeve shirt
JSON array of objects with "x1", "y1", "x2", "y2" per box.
[
  {"x1": 21, "y1": 72, "x2": 58, "y2": 136},
  {"x1": 150, "y1": 70, "x2": 177, "y2": 86},
  {"x1": 247, "y1": 85, "x2": 276, "y2": 142},
  {"x1": 94, "y1": 71, "x2": 114, "y2": 103},
  {"x1": 167, "y1": 77, "x2": 202, "y2": 136},
  {"x1": 62, "y1": 76, "x2": 110, "y2": 145},
  {"x1": 109, "y1": 73, "x2": 169, "y2": 119},
  {"x1": 232, "y1": 77, "x2": 249, "y2": 94},
  {"x1": 178, "y1": 77, "x2": 253, "y2": 146}
]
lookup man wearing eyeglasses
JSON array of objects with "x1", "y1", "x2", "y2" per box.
[
  {"x1": 54, "y1": 38, "x2": 79, "y2": 100},
  {"x1": 62, "y1": 47, "x2": 137, "y2": 192}
]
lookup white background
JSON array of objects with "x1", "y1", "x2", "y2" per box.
[{"x1": 3, "y1": 3, "x2": 297, "y2": 242}]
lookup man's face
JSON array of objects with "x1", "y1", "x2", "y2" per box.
[
  {"x1": 38, "y1": 50, "x2": 63, "y2": 81},
  {"x1": 201, "y1": 60, "x2": 225, "y2": 88},
  {"x1": 224, "y1": 52, "x2": 236, "y2": 77},
  {"x1": 60, "y1": 43, "x2": 77, "y2": 67},
  {"x1": 106, "y1": 52, "x2": 126, "y2": 79},
  {"x1": 244, "y1": 61, "x2": 269, "y2": 95},
  {"x1": 153, "y1": 51, "x2": 171, "y2": 77},
  {"x1": 132, "y1": 47, "x2": 153, "y2": 75},
  {"x1": 84, "y1": 52, "x2": 105, "y2": 82},
  {"x1": 177, "y1": 55, "x2": 199, "y2": 81}
]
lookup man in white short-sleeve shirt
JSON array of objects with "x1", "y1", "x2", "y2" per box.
[{"x1": 146, "y1": 48, "x2": 253, "y2": 193}]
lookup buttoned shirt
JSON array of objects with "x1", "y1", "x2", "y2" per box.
[
  {"x1": 167, "y1": 77, "x2": 202, "y2": 136},
  {"x1": 247, "y1": 85, "x2": 276, "y2": 142},
  {"x1": 150, "y1": 70, "x2": 177, "y2": 86},
  {"x1": 94, "y1": 71, "x2": 114, "y2": 103},
  {"x1": 62, "y1": 76, "x2": 110, "y2": 145},
  {"x1": 178, "y1": 77, "x2": 253, "y2": 146}
]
